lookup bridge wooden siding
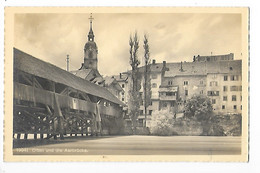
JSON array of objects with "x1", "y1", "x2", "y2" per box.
[{"x1": 13, "y1": 48, "x2": 124, "y2": 140}]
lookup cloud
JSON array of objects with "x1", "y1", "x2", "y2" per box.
[{"x1": 14, "y1": 13, "x2": 242, "y2": 75}]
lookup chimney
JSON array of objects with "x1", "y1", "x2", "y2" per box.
[
  {"x1": 152, "y1": 59, "x2": 156, "y2": 65},
  {"x1": 163, "y1": 61, "x2": 166, "y2": 67},
  {"x1": 193, "y1": 56, "x2": 196, "y2": 62},
  {"x1": 66, "y1": 54, "x2": 69, "y2": 71},
  {"x1": 230, "y1": 53, "x2": 234, "y2": 60},
  {"x1": 120, "y1": 73, "x2": 122, "y2": 79},
  {"x1": 180, "y1": 61, "x2": 183, "y2": 72}
]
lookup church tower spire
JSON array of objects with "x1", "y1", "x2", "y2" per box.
[
  {"x1": 83, "y1": 13, "x2": 98, "y2": 70},
  {"x1": 88, "y1": 13, "x2": 95, "y2": 42}
]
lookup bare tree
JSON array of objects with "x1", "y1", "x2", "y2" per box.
[
  {"x1": 143, "y1": 34, "x2": 151, "y2": 127},
  {"x1": 128, "y1": 32, "x2": 141, "y2": 134}
]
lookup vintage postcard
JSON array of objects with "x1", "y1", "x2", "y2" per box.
[{"x1": 4, "y1": 7, "x2": 249, "y2": 162}]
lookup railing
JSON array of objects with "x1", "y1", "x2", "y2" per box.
[
  {"x1": 159, "y1": 95, "x2": 177, "y2": 101},
  {"x1": 14, "y1": 82, "x2": 121, "y2": 117}
]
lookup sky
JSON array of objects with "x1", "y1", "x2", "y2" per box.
[{"x1": 14, "y1": 13, "x2": 242, "y2": 76}]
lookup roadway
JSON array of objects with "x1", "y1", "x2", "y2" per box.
[{"x1": 13, "y1": 135, "x2": 241, "y2": 155}]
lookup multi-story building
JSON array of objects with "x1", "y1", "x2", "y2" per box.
[
  {"x1": 114, "y1": 54, "x2": 242, "y2": 127},
  {"x1": 162, "y1": 61, "x2": 207, "y2": 113},
  {"x1": 194, "y1": 53, "x2": 234, "y2": 62},
  {"x1": 163, "y1": 59, "x2": 242, "y2": 115},
  {"x1": 205, "y1": 60, "x2": 242, "y2": 114},
  {"x1": 113, "y1": 73, "x2": 129, "y2": 104},
  {"x1": 103, "y1": 76, "x2": 123, "y2": 99}
]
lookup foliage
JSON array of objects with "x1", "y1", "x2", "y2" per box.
[
  {"x1": 213, "y1": 114, "x2": 242, "y2": 136},
  {"x1": 148, "y1": 110, "x2": 241, "y2": 136},
  {"x1": 143, "y1": 34, "x2": 152, "y2": 127},
  {"x1": 128, "y1": 32, "x2": 141, "y2": 133},
  {"x1": 135, "y1": 127, "x2": 150, "y2": 135},
  {"x1": 172, "y1": 117, "x2": 203, "y2": 136},
  {"x1": 184, "y1": 95, "x2": 213, "y2": 121},
  {"x1": 149, "y1": 110, "x2": 178, "y2": 136},
  {"x1": 184, "y1": 95, "x2": 228, "y2": 136}
]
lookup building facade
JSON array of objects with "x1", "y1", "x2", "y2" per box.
[{"x1": 114, "y1": 54, "x2": 242, "y2": 127}]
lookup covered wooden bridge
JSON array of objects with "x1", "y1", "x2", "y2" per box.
[{"x1": 13, "y1": 48, "x2": 125, "y2": 140}]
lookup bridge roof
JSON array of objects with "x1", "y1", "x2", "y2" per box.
[{"x1": 13, "y1": 48, "x2": 125, "y2": 106}]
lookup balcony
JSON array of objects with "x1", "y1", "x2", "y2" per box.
[
  {"x1": 159, "y1": 86, "x2": 178, "y2": 92},
  {"x1": 159, "y1": 95, "x2": 177, "y2": 101},
  {"x1": 159, "y1": 86, "x2": 178, "y2": 101}
]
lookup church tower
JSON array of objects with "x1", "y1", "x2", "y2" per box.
[{"x1": 83, "y1": 14, "x2": 98, "y2": 70}]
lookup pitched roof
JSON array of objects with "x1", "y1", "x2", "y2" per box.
[
  {"x1": 104, "y1": 76, "x2": 123, "y2": 91},
  {"x1": 71, "y1": 69, "x2": 92, "y2": 79},
  {"x1": 138, "y1": 63, "x2": 164, "y2": 73},
  {"x1": 14, "y1": 48, "x2": 125, "y2": 106},
  {"x1": 205, "y1": 60, "x2": 242, "y2": 74},
  {"x1": 113, "y1": 73, "x2": 128, "y2": 82},
  {"x1": 164, "y1": 60, "x2": 242, "y2": 77},
  {"x1": 164, "y1": 61, "x2": 207, "y2": 77},
  {"x1": 104, "y1": 76, "x2": 115, "y2": 86}
]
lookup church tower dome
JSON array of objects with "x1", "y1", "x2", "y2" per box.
[{"x1": 83, "y1": 13, "x2": 98, "y2": 70}]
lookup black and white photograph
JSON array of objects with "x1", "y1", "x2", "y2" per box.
[{"x1": 4, "y1": 7, "x2": 248, "y2": 162}]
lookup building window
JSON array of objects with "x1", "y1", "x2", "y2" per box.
[
  {"x1": 152, "y1": 83, "x2": 157, "y2": 88},
  {"x1": 185, "y1": 90, "x2": 188, "y2": 96},
  {"x1": 138, "y1": 119, "x2": 143, "y2": 127},
  {"x1": 241, "y1": 96, "x2": 242, "y2": 101},
  {"x1": 163, "y1": 103, "x2": 167, "y2": 107},
  {"x1": 212, "y1": 99, "x2": 216, "y2": 104},
  {"x1": 166, "y1": 92, "x2": 175, "y2": 96},
  {"x1": 200, "y1": 80, "x2": 204, "y2": 85},
  {"x1": 239, "y1": 86, "x2": 242, "y2": 91},
  {"x1": 223, "y1": 96, "x2": 227, "y2": 101},
  {"x1": 207, "y1": 91, "x2": 219, "y2": 96},
  {"x1": 149, "y1": 110, "x2": 153, "y2": 115},
  {"x1": 140, "y1": 110, "x2": 143, "y2": 115},
  {"x1": 210, "y1": 81, "x2": 218, "y2": 86},
  {"x1": 224, "y1": 76, "x2": 228, "y2": 81},
  {"x1": 231, "y1": 75, "x2": 239, "y2": 81},
  {"x1": 232, "y1": 95, "x2": 237, "y2": 101},
  {"x1": 230, "y1": 86, "x2": 238, "y2": 91},
  {"x1": 122, "y1": 84, "x2": 124, "y2": 88},
  {"x1": 200, "y1": 90, "x2": 204, "y2": 94},
  {"x1": 139, "y1": 92, "x2": 143, "y2": 98},
  {"x1": 122, "y1": 98, "x2": 124, "y2": 101},
  {"x1": 222, "y1": 105, "x2": 225, "y2": 109},
  {"x1": 184, "y1": 81, "x2": 189, "y2": 85},
  {"x1": 168, "y1": 80, "x2": 173, "y2": 85},
  {"x1": 170, "y1": 102, "x2": 174, "y2": 107},
  {"x1": 233, "y1": 105, "x2": 237, "y2": 110},
  {"x1": 241, "y1": 105, "x2": 242, "y2": 110},
  {"x1": 212, "y1": 74, "x2": 217, "y2": 79},
  {"x1": 223, "y1": 86, "x2": 228, "y2": 92},
  {"x1": 122, "y1": 92, "x2": 124, "y2": 96},
  {"x1": 152, "y1": 74, "x2": 157, "y2": 79}
]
